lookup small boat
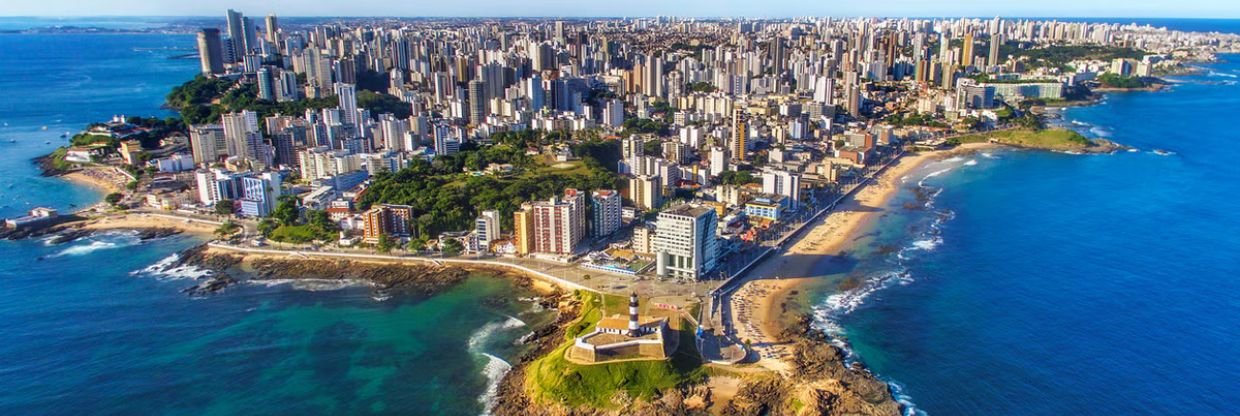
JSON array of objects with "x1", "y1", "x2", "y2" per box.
[
  {"x1": 60, "y1": 132, "x2": 68, "y2": 138},
  {"x1": 1152, "y1": 149, "x2": 1175, "y2": 156}
]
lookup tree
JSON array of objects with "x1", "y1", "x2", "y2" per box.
[
  {"x1": 376, "y1": 234, "x2": 394, "y2": 253},
  {"x1": 104, "y1": 193, "x2": 123, "y2": 205},
  {"x1": 214, "y1": 221, "x2": 239, "y2": 238},
  {"x1": 214, "y1": 199, "x2": 235, "y2": 216},
  {"x1": 407, "y1": 236, "x2": 428, "y2": 252},
  {"x1": 273, "y1": 195, "x2": 300, "y2": 226},
  {"x1": 257, "y1": 218, "x2": 277, "y2": 237},
  {"x1": 441, "y1": 239, "x2": 463, "y2": 257}
]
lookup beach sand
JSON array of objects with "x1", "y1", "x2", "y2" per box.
[
  {"x1": 78, "y1": 212, "x2": 221, "y2": 236},
  {"x1": 61, "y1": 167, "x2": 128, "y2": 194},
  {"x1": 731, "y1": 143, "x2": 996, "y2": 371}
]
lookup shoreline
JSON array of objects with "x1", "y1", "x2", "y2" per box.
[
  {"x1": 60, "y1": 168, "x2": 127, "y2": 195},
  {"x1": 734, "y1": 143, "x2": 997, "y2": 372}
]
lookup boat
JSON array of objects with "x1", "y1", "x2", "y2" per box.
[
  {"x1": 1153, "y1": 149, "x2": 1175, "y2": 156},
  {"x1": 60, "y1": 132, "x2": 68, "y2": 138}
]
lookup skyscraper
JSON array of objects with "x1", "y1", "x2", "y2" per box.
[
  {"x1": 989, "y1": 33, "x2": 1004, "y2": 70},
  {"x1": 962, "y1": 33, "x2": 975, "y2": 67},
  {"x1": 264, "y1": 14, "x2": 279, "y2": 45},
  {"x1": 226, "y1": 9, "x2": 245, "y2": 62},
  {"x1": 333, "y1": 83, "x2": 358, "y2": 126},
  {"x1": 196, "y1": 28, "x2": 225, "y2": 75},
  {"x1": 468, "y1": 79, "x2": 485, "y2": 126},
  {"x1": 591, "y1": 190, "x2": 621, "y2": 238},
  {"x1": 731, "y1": 107, "x2": 748, "y2": 162}
]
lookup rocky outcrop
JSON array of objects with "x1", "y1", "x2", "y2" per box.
[
  {"x1": 170, "y1": 244, "x2": 469, "y2": 297},
  {"x1": 778, "y1": 315, "x2": 903, "y2": 416}
]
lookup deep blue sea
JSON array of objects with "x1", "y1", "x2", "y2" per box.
[
  {"x1": 815, "y1": 59, "x2": 1240, "y2": 414},
  {"x1": 0, "y1": 32, "x2": 549, "y2": 415}
]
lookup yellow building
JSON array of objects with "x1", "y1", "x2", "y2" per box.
[{"x1": 513, "y1": 207, "x2": 534, "y2": 256}]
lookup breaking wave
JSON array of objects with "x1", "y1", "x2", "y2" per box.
[
  {"x1": 813, "y1": 164, "x2": 960, "y2": 416},
  {"x1": 247, "y1": 278, "x2": 373, "y2": 291},
  {"x1": 49, "y1": 231, "x2": 141, "y2": 257},
  {"x1": 469, "y1": 316, "x2": 527, "y2": 415},
  {"x1": 131, "y1": 252, "x2": 213, "y2": 280}
]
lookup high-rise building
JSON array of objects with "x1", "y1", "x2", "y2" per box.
[
  {"x1": 731, "y1": 107, "x2": 748, "y2": 161},
  {"x1": 709, "y1": 146, "x2": 730, "y2": 177},
  {"x1": 189, "y1": 124, "x2": 226, "y2": 165},
  {"x1": 474, "y1": 210, "x2": 501, "y2": 252},
  {"x1": 256, "y1": 67, "x2": 275, "y2": 101},
  {"x1": 221, "y1": 111, "x2": 261, "y2": 163},
  {"x1": 333, "y1": 83, "x2": 358, "y2": 126},
  {"x1": 962, "y1": 33, "x2": 975, "y2": 67},
  {"x1": 264, "y1": 14, "x2": 279, "y2": 45},
  {"x1": 363, "y1": 204, "x2": 413, "y2": 243},
  {"x1": 225, "y1": 9, "x2": 245, "y2": 62},
  {"x1": 530, "y1": 190, "x2": 586, "y2": 255},
  {"x1": 628, "y1": 175, "x2": 662, "y2": 211},
  {"x1": 196, "y1": 28, "x2": 225, "y2": 75},
  {"x1": 513, "y1": 207, "x2": 534, "y2": 256},
  {"x1": 603, "y1": 98, "x2": 625, "y2": 128},
  {"x1": 653, "y1": 204, "x2": 719, "y2": 280},
  {"x1": 591, "y1": 190, "x2": 622, "y2": 238},
  {"x1": 988, "y1": 33, "x2": 1003, "y2": 70},
  {"x1": 468, "y1": 79, "x2": 485, "y2": 125},
  {"x1": 762, "y1": 169, "x2": 802, "y2": 208}
]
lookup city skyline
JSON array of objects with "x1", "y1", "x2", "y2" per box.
[{"x1": 2, "y1": 0, "x2": 1240, "y2": 19}]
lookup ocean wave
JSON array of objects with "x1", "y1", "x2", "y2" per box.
[
  {"x1": 131, "y1": 252, "x2": 213, "y2": 280},
  {"x1": 908, "y1": 237, "x2": 942, "y2": 251},
  {"x1": 963, "y1": 159, "x2": 978, "y2": 167},
  {"x1": 1089, "y1": 126, "x2": 1112, "y2": 138},
  {"x1": 889, "y1": 381, "x2": 928, "y2": 416},
  {"x1": 469, "y1": 316, "x2": 527, "y2": 415},
  {"x1": 980, "y1": 152, "x2": 998, "y2": 159},
  {"x1": 917, "y1": 167, "x2": 952, "y2": 187},
  {"x1": 49, "y1": 231, "x2": 141, "y2": 257},
  {"x1": 247, "y1": 278, "x2": 374, "y2": 291},
  {"x1": 1208, "y1": 71, "x2": 1237, "y2": 78},
  {"x1": 941, "y1": 156, "x2": 965, "y2": 163}
]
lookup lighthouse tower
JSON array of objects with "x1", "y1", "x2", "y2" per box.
[{"x1": 627, "y1": 292, "x2": 640, "y2": 337}]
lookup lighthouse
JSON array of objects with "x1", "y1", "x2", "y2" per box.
[{"x1": 627, "y1": 292, "x2": 640, "y2": 337}]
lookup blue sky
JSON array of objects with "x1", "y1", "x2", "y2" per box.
[{"x1": 3, "y1": 0, "x2": 1238, "y2": 18}]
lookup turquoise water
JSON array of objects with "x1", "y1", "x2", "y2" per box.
[
  {"x1": 815, "y1": 59, "x2": 1240, "y2": 414},
  {"x1": 0, "y1": 33, "x2": 549, "y2": 415}
]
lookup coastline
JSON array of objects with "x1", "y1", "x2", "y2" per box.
[
  {"x1": 59, "y1": 167, "x2": 128, "y2": 195},
  {"x1": 735, "y1": 143, "x2": 997, "y2": 371}
]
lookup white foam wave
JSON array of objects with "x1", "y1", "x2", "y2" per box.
[
  {"x1": 1208, "y1": 71, "x2": 1237, "y2": 78},
  {"x1": 980, "y1": 152, "x2": 997, "y2": 159},
  {"x1": 469, "y1": 316, "x2": 527, "y2": 415},
  {"x1": 942, "y1": 156, "x2": 965, "y2": 163},
  {"x1": 963, "y1": 159, "x2": 978, "y2": 166},
  {"x1": 917, "y1": 167, "x2": 952, "y2": 187},
  {"x1": 248, "y1": 278, "x2": 373, "y2": 291},
  {"x1": 130, "y1": 253, "x2": 214, "y2": 280},
  {"x1": 49, "y1": 232, "x2": 141, "y2": 257},
  {"x1": 1089, "y1": 126, "x2": 1112, "y2": 137},
  {"x1": 909, "y1": 238, "x2": 941, "y2": 251}
]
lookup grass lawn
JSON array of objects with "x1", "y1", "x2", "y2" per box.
[
  {"x1": 525, "y1": 291, "x2": 707, "y2": 409},
  {"x1": 952, "y1": 128, "x2": 1092, "y2": 150},
  {"x1": 269, "y1": 224, "x2": 329, "y2": 243}
]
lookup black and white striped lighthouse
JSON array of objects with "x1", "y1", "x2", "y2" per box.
[{"x1": 627, "y1": 292, "x2": 640, "y2": 337}]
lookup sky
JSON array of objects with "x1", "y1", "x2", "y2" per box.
[{"x1": 2, "y1": 0, "x2": 1238, "y2": 19}]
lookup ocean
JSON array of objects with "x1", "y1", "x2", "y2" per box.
[
  {"x1": 812, "y1": 59, "x2": 1240, "y2": 414},
  {"x1": 0, "y1": 32, "x2": 551, "y2": 415}
]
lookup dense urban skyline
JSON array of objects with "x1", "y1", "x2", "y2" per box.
[{"x1": 3, "y1": 1, "x2": 1240, "y2": 19}]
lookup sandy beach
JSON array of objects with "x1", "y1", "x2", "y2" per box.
[
  {"x1": 78, "y1": 212, "x2": 222, "y2": 236},
  {"x1": 730, "y1": 143, "x2": 996, "y2": 371},
  {"x1": 61, "y1": 167, "x2": 129, "y2": 194}
]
